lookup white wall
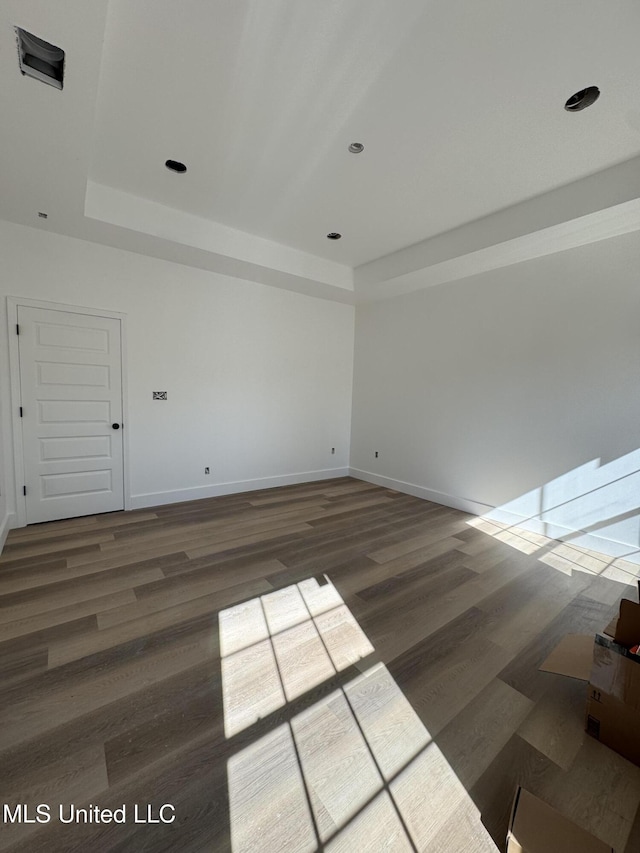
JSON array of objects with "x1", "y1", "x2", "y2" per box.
[
  {"x1": 0, "y1": 220, "x2": 354, "y2": 525},
  {"x1": 350, "y1": 230, "x2": 640, "y2": 558},
  {"x1": 4, "y1": 217, "x2": 638, "y2": 562}
]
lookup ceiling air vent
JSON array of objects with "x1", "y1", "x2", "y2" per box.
[{"x1": 15, "y1": 28, "x2": 65, "y2": 90}]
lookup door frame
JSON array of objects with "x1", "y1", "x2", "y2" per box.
[{"x1": 7, "y1": 296, "x2": 131, "y2": 528}]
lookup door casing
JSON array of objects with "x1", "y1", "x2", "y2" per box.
[{"x1": 7, "y1": 296, "x2": 131, "y2": 528}]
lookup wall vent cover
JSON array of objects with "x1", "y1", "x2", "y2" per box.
[{"x1": 16, "y1": 28, "x2": 64, "y2": 90}]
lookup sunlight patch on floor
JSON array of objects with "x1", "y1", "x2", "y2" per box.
[
  {"x1": 220, "y1": 577, "x2": 374, "y2": 737},
  {"x1": 228, "y1": 723, "x2": 316, "y2": 853},
  {"x1": 324, "y1": 790, "x2": 411, "y2": 853},
  {"x1": 468, "y1": 516, "x2": 640, "y2": 583},
  {"x1": 468, "y1": 516, "x2": 553, "y2": 556},
  {"x1": 228, "y1": 662, "x2": 497, "y2": 852},
  {"x1": 224, "y1": 581, "x2": 498, "y2": 853},
  {"x1": 221, "y1": 638, "x2": 286, "y2": 736},
  {"x1": 468, "y1": 451, "x2": 640, "y2": 578}
]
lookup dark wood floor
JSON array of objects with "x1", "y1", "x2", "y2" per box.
[{"x1": 1, "y1": 477, "x2": 640, "y2": 852}]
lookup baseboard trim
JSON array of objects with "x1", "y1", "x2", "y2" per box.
[
  {"x1": 348, "y1": 468, "x2": 493, "y2": 516},
  {"x1": 0, "y1": 512, "x2": 16, "y2": 554},
  {"x1": 349, "y1": 469, "x2": 640, "y2": 566},
  {"x1": 130, "y1": 467, "x2": 351, "y2": 509}
]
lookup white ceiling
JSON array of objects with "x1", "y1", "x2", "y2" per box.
[{"x1": 2, "y1": 0, "x2": 640, "y2": 302}]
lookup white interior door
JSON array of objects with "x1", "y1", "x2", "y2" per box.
[{"x1": 18, "y1": 305, "x2": 125, "y2": 524}]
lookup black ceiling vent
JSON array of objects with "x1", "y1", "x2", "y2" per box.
[
  {"x1": 565, "y1": 86, "x2": 600, "y2": 112},
  {"x1": 16, "y1": 28, "x2": 64, "y2": 90}
]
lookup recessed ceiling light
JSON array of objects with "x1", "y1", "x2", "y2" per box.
[
  {"x1": 348, "y1": 142, "x2": 364, "y2": 154},
  {"x1": 327, "y1": 232, "x2": 342, "y2": 240},
  {"x1": 165, "y1": 159, "x2": 187, "y2": 173},
  {"x1": 37, "y1": 212, "x2": 48, "y2": 219},
  {"x1": 564, "y1": 86, "x2": 600, "y2": 112}
]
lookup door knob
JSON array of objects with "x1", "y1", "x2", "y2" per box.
[{"x1": 112, "y1": 423, "x2": 120, "y2": 430}]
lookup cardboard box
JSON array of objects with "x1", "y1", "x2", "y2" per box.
[
  {"x1": 540, "y1": 581, "x2": 640, "y2": 767},
  {"x1": 506, "y1": 787, "x2": 614, "y2": 852},
  {"x1": 586, "y1": 633, "x2": 640, "y2": 766}
]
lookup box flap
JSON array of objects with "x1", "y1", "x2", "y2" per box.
[
  {"x1": 539, "y1": 634, "x2": 594, "y2": 681},
  {"x1": 603, "y1": 616, "x2": 617, "y2": 638},
  {"x1": 506, "y1": 787, "x2": 614, "y2": 852},
  {"x1": 613, "y1": 598, "x2": 640, "y2": 648}
]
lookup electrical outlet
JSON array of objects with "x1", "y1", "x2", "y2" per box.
[
  {"x1": 375, "y1": 451, "x2": 379, "y2": 458},
  {"x1": 331, "y1": 447, "x2": 335, "y2": 454},
  {"x1": 204, "y1": 467, "x2": 210, "y2": 475}
]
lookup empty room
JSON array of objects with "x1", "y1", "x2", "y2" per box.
[{"x1": 2, "y1": 1, "x2": 640, "y2": 851}]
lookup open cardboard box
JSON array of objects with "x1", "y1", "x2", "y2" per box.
[
  {"x1": 540, "y1": 580, "x2": 640, "y2": 767},
  {"x1": 506, "y1": 787, "x2": 614, "y2": 852}
]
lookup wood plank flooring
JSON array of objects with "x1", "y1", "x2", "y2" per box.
[{"x1": 1, "y1": 477, "x2": 640, "y2": 852}]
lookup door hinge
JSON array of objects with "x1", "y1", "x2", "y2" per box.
[
  {"x1": 19, "y1": 406, "x2": 23, "y2": 417},
  {"x1": 23, "y1": 486, "x2": 26, "y2": 496},
  {"x1": 16, "y1": 324, "x2": 20, "y2": 335}
]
